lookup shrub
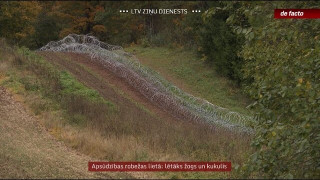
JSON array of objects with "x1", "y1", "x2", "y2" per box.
[{"x1": 219, "y1": 2, "x2": 320, "y2": 178}]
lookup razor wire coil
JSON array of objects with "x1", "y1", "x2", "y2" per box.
[{"x1": 39, "y1": 34, "x2": 255, "y2": 134}]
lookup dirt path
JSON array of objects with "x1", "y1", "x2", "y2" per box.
[{"x1": 0, "y1": 86, "x2": 128, "y2": 179}]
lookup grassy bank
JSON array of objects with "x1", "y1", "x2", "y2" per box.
[
  {"x1": 125, "y1": 45, "x2": 252, "y2": 116},
  {"x1": 0, "y1": 41, "x2": 252, "y2": 179}
]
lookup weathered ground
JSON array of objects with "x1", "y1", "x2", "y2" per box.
[{"x1": 0, "y1": 86, "x2": 130, "y2": 179}]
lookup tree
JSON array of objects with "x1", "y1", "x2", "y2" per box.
[
  {"x1": 199, "y1": 2, "x2": 244, "y2": 82},
  {"x1": 31, "y1": 2, "x2": 60, "y2": 49},
  {"x1": 0, "y1": 1, "x2": 41, "y2": 46},
  {"x1": 94, "y1": 1, "x2": 146, "y2": 45},
  {"x1": 51, "y1": 1, "x2": 104, "y2": 38}
]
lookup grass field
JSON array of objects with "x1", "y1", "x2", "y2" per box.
[{"x1": 125, "y1": 45, "x2": 252, "y2": 116}]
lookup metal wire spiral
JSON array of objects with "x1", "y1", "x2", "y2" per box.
[{"x1": 39, "y1": 34, "x2": 255, "y2": 134}]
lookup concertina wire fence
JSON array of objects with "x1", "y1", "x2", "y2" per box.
[{"x1": 39, "y1": 34, "x2": 255, "y2": 135}]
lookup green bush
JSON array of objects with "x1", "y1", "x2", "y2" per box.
[
  {"x1": 148, "y1": 32, "x2": 168, "y2": 47},
  {"x1": 141, "y1": 37, "x2": 150, "y2": 48},
  {"x1": 217, "y1": 2, "x2": 320, "y2": 178}
]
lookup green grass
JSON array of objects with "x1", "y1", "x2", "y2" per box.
[
  {"x1": 125, "y1": 45, "x2": 253, "y2": 116},
  {"x1": 60, "y1": 70, "x2": 113, "y2": 107}
]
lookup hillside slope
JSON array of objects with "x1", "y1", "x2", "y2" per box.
[
  {"x1": 36, "y1": 51, "x2": 251, "y2": 178},
  {"x1": 0, "y1": 87, "x2": 122, "y2": 179},
  {"x1": 125, "y1": 45, "x2": 251, "y2": 116},
  {"x1": 0, "y1": 37, "x2": 252, "y2": 179}
]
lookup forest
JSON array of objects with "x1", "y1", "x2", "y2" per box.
[{"x1": 0, "y1": 1, "x2": 319, "y2": 179}]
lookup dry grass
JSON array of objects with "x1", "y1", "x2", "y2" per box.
[{"x1": 0, "y1": 41, "x2": 253, "y2": 179}]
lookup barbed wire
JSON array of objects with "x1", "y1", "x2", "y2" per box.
[{"x1": 39, "y1": 34, "x2": 255, "y2": 134}]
